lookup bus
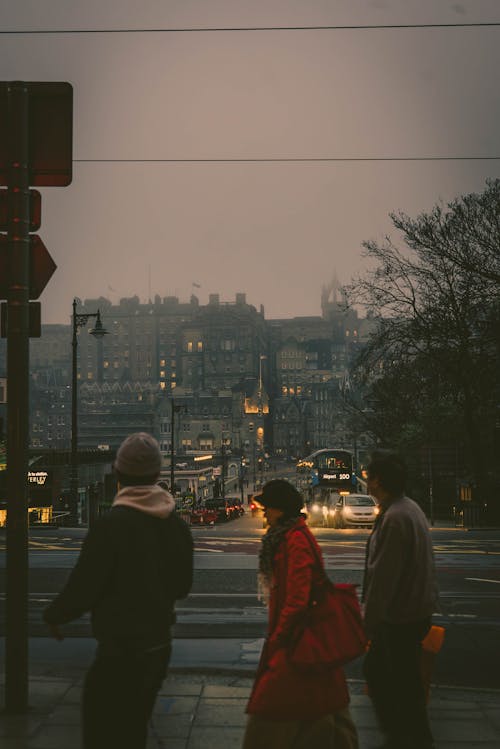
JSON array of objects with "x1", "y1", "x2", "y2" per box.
[
  {"x1": 297, "y1": 449, "x2": 354, "y2": 493},
  {"x1": 296, "y1": 449, "x2": 355, "y2": 525}
]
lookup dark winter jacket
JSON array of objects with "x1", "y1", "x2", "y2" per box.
[{"x1": 43, "y1": 485, "x2": 193, "y2": 648}]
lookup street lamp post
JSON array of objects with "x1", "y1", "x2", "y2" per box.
[
  {"x1": 220, "y1": 435, "x2": 230, "y2": 500},
  {"x1": 170, "y1": 400, "x2": 183, "y2": 497},
  {"x1": 70, "y1": 298, "x2": 108, "y2": 526},
  {"x1": 221, "y1": 440, "x2": 226, "y2": 500}
]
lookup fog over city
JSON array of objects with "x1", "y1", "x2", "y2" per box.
[{"x1": 1, "y1": 0, "x2": 500, "y2": 322}]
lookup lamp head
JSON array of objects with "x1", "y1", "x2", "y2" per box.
[{"x1": 89, "y1": 310, "x2": 108, "y2": 339}]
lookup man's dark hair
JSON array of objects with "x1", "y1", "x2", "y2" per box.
[
  {"x1": 366, "y1": 450, "x2": 407, "y2": 496},
  {"x1": 115, "y1": 469, "x2": 160, "y2": 488}
]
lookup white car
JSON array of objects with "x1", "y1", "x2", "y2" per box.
[{"x1": 331, "y1": 494, "x2": 379, "y2": 528}]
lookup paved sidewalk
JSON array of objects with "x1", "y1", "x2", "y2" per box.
[{"x1": 1, "y1": 670, "x2": 499, "y2": 749}]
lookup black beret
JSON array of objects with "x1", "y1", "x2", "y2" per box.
[{"x1": 256, "y1": 479, "x2": 303, "y2": 515}]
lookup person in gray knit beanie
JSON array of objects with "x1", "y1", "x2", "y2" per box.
[
  {"x1": 43, "y1": 431, "x2": 193, "y2": 749},
  {"x1": 114, "y1": 432, "x2": 162, "y2": 480}
]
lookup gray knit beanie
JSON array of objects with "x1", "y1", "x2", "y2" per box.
[{"x1": 114, "y1": 432, "x2": 162, "y2": 477}]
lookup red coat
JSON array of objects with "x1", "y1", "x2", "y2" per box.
[{"x1": 246, "y1": 517, "x2": 349, "y2": 720}]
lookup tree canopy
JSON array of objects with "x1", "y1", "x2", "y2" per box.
[{"x1": 346, "y1": 179, "x2": 500, "y2": 515}]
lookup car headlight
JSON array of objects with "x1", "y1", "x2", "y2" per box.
[
  {"x1": 374, "y1": 506, "x2": 380, "y2": 515},
  {"x1": 329, "y1": 508, "x2": 336, "y2": 516},
  {"x1": 311, "y1": 503, "x2": 320, "y2": 512}
]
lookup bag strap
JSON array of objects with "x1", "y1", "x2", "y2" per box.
[{"x1": 295, "y1": 525, "x2": 329, "y2": 584}]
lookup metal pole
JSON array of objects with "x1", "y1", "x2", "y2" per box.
[
  {"x1": 221, "y1": 441, "x2": 226, "y2": 500},
  {"x1": 70, "y1": 298, "x2": 78, "y2": 526},
  {"x1": 170, "y1": 400, "x2": 175, "y2": 495},
  {"x1": 96, "y1": 335, "x2": 104, "y2": 384},
  {"x1": 240, "y1": 463, "x2": 244, "y2": 504},
  {"x1": 428, "y1": 445, "x2": 434, "y2": 527},
  {"x1": 5, "y1": 81, "x2": 30, "y2": 713}
]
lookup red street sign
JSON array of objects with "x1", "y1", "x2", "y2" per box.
[
  {"x1": 0, "y1": 82, "x2": 73, "y2": 187},
  {"x1": 0, "y1": 234, "x2": 57, "y2": 299},
  {"x1": 0, "y1": 189, "x2": 41, "y2": 232}
]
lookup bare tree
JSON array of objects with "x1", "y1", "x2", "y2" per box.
[{"x1": 346, "y1": 180, "x2": 499, "y2": 512}]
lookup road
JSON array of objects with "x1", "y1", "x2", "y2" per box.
[{"x1": 1, "y1": 512, "x2": 499, "y2": 689}]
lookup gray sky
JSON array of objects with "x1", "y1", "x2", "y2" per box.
[{"x1": 1, "y1": 1, "x2": 500, "y2": 323}]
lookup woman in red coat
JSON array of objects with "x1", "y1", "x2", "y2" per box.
[{"x1": 243, "y1": 480, "x2": 358, "y2": 749}]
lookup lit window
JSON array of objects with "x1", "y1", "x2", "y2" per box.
[
  {"x1": 197, "y1": 341, "x2": 203, "y2": 351},
  {"x1": 160, "y1": 358, "x2": 166, "y2": 366},
  {"x1": 187, "y1": 341, "x2": 193, "y2": 352},
  {"x1": 160, "y1": 370, "x2": 165, "y2": 378}
]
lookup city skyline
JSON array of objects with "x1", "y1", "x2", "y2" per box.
[{"x1": 1, "y1": 1, "x2": 500, "y2": 324}]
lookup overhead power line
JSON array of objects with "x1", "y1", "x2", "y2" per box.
[
  {"x1": 1, "y1": 22, "x2": 500, "y2": 35},
  {"x1": 74, "y1": 156, "x2": 500, "y2": 163}
]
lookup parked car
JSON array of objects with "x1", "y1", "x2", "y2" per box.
[
  {"x1": 190, "y1": 507, "x2": 218, "y2": 525},
  {"x1": 224, "y1": 497, "x2": 238, "y2": 518},
  {"x1": 331, "y1": 493, "x2": 379, "y2": 528},
  {"x1": 203, "y1": 498, "x2": 232, "y2": 522}
]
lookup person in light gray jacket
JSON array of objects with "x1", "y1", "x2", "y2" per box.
[{"x1": 363, "y1": 450, "x2": 438, "y2": 749}]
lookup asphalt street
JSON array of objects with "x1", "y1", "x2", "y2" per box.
[{"x1": 1, "y1": 512, "x2": 499, "y2": 689}]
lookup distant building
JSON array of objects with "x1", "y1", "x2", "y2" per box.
[
  {"x1": 177, "y1": 292, "x2": 267, "y2": 392},
  {"x1": 25, "y1": 276, "x2": 374, "y2": 458}
]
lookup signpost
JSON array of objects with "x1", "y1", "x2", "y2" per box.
[
  {"x1": 0, "y1": 189, "x2": 41, "y2": 231},
  {"x1": 0, "y1": 234, "x2": 57, "y2": 299},
  {"x1": 0, "y1": 81, "x2": 72, "y2": 714}
]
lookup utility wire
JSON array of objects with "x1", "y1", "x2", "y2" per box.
[
  {"x1": 73, "y1": 157, "x2": 500, "y2": 163},
  {"x1": 1, "y1": 22, "x2": 500, "y2": 34}
]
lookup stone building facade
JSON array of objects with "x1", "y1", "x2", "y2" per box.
[{"x1": 22, "y1": 277, "x2": 373, "y2": 460}]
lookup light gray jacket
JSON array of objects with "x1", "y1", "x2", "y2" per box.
[{"x1": 363, "y1": 496, "x2": 438, "y2": 635}]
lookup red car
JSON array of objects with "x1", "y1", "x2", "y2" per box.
[{"x1": 190, "y1": 507, "x2": 218, "y2": 525}]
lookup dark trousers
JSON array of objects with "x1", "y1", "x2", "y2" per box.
[
  {"x1": 363, "y1": 619, "x2": 434, "y2": 749},
  {"x1": 82, "y1": 642, "x2": 171, "y2": 749}
]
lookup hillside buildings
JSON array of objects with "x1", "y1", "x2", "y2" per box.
[{"x1": 4, "y1": 276, "x2": 375, "y2": 466}]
